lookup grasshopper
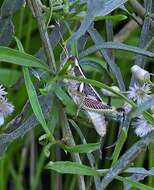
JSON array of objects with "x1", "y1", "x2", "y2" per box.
[{"x1": 62, "y1": 56, "x2": 124, "y2": 137}]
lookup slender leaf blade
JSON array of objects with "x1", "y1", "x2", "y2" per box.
[
  {"x1": 60, "y1": 142, "x2": 100, "y2": 153},
  {"x1": 79, "y1": 42, "x2": 154, "y2": 58},
  {"x1": 0, "y1": 47, "x2": 49, "y2": 70},
  {"x1": 46, "y1": 161, "x2": 100, "y2": 176},
  {"x1": 23, "y1": 67, "x2": 49, "y2": 135},
  {"x1": 116, "y1": 176, "x2": 154, "y2": 190}
]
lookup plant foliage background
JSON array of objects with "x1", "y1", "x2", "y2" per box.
[{"x1": 0, "y1": 0, "x2": 154, "y2": 190}]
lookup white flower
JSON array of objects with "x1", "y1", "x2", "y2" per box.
[
  {"x1": 133, "y1": 117, "x2": 154, "y2": 137},
  {"x1": 0, "y1": 113, "x2": 4, "y2": 126},
  {"x1": 0, "y1": 98, "x2": 14, "y2": 116},
  {"x1": 0, "y1": 85, "x2": 14, "y2": 126},
  {"x1": 128, "y1": 83, "x2": 151, "y2": 104},
  {"x1": 0, "y1": 99, "x2": 14, "y2": 126}
]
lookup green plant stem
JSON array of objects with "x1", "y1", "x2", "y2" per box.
[
  {"x1": 25, "y1": 12, "x2": 33, "y2": 51},
  {"x1": 30, "y1": 131, "x2": 35, "y2": 187},
  {"x1": 129, "y1": 0, "x2": 154, "y2": 31},
  {"x1": 61, "y1": 111, "x2": 86, "y2": 190},
  {"x1": 18, "y1": 7, "x2": 25, "y2": 38},
  {"x1": 148, "y1": 144, "x2": 154, "y2": 186},
  {"x1": 18, "y1": 140, "x2": 29, "y2": 184},
  {"x1": 0, "y1": 158, "x2": 5, "y2": 190},
  {"x1": 10, "y1": 164, "x2": 24, "y2": 190},
  {"x1": 129, "y1": 0, "x2": 145, "y2": 19},
  {"x1": 31, "y1": 149, "x2": 46, "y2": 190},
  {"x1": 29, "y1": 0, "x2": 57, "y2": 72},
  {"x1": 70, "y1": 119, "x2": 101, "y2": 189}
]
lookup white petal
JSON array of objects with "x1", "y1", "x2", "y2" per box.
[
  {"x1": 0, "y1": 115, "x2": 4, "y2": 126},
  {"x1": 0, "y1": 98, "x2": 14, "y2": 116},
  {"x1": 133, "y1": 117, "x2": 154, "y2": 137}
]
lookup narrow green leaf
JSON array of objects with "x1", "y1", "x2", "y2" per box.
[
  {"x1": 46, "y1": 161, "x2": 100, "y2": 176},
  {"x1": 112, "y1": 128, "x2": 127, "y2": 165},
  {"x1": 94, "y1": 14, "x2": 127, "y2": 21},
  {"x1": 55, "y1": 86, "x2": 76, "y2": 112},
  {"x1": 116, "y1": 176, "x2": 154, "y2": 190},
  {"x1": 79, "y1": 42, "x2": 154, "y2": 58},
  {"x1": 58, "y1": 56, "x2": 75, "y2": 75},
  {"x1": 60, "y1": 142, "x2": 100, "y2": 153},
  {"x1": 46, "y1": 161, "x2": 154, "y2": 190},
  {"x1": 0, "y1": 46, "x2": 49, "y2": 70},
  {"x1": 71, "y1": 0, "x2": 128, "y2": 40},
  {"x1": 14, "y1": 36, "x2": 51, "y2": 137},
  {"x1": 75, "y1": 14, "x2": 127, "y2": 22},
  {"x1": 23, "y1": 68, "x2": 50, "y2": 135}
]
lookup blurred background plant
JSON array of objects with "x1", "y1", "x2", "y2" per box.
[{"x1": 0, "y1": 0, "x2": 154, "y2": 190}]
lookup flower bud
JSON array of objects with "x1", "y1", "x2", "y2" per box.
[{"x1": 131, "y1": 65, "x2": 150, "y2": 83}]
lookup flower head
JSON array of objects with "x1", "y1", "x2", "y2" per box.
[
  {"x1": 133, "y1": 116, "x2": 154, "y2": 137},
  {"x1": 0, "y1": 98, "x2": 14, "y2": 116},
  {"x1": 0, "y1": 85, "x2": 14, "y2": 126},
  {"x1": 128, "y1": 83, "x2": 151, "y2": 104}
]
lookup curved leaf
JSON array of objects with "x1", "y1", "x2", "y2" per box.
[
  {"x1": 46, "y1": 161, "x2": 100, "y2": 176},
  {"x1": 23, "y1": 68, "x2": 50, "y2": 136},
  {"x1": 71, "y1": 0, "x2": 127, "y2": 40},
  {"x1": 0, "y1": 47, "x2": 49, "y2": 70},
  {"x1": 60, "y1": 142, "x2": 100, "y2": 153},
  {"x1": 79, "y1": 42, "x2": 154, "y2": 58}
]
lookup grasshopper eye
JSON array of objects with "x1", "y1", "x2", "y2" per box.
[{"x1": 116, "y1": 107, "x2": 126, "y2": 121}]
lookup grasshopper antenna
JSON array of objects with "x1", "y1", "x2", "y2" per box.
[{"x1": 55, "y1": 20, "x2": 69, "y2": 60}]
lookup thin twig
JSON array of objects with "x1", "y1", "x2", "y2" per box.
[
  {"x1": 114, "y1": 19, "x2": 141, "y2": 43},
  {"x1": 130, "y1": 0, "x2": 152, "y2": 86},
  {"x1": 129, "y1": 0, "x2": 145, "y2": 19},
  {"x1": 28, "y1": 0, "x2": 57, "y2": 72},
  {"x1": 30, "y1": 131, "x2": 35, "y2": 188},
  {"x1": 129, "y1": 0, "x2": 154, "y2": 31}
]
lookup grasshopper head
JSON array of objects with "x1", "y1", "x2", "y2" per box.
[
  {"x1": 61, "y1": 56, "x2": 82, "y2": 91},
  {"x1": 61, "y1": 55, "x2": 84, "y2": 77},
  {"x1": 116, "y1": 107, "x2": 126, "y2": 121}
]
